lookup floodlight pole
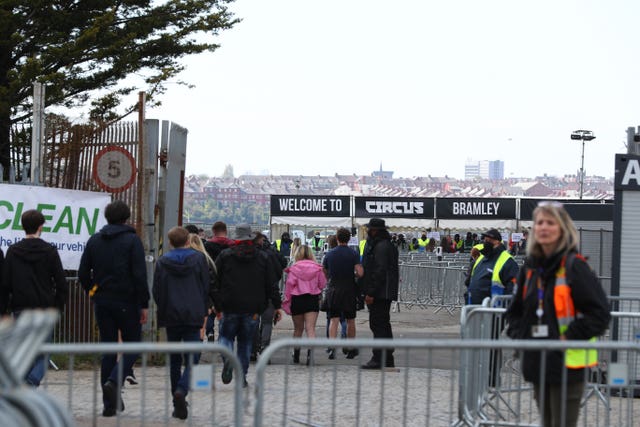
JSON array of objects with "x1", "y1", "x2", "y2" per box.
[{"x1": 579, "y1": 139, "x2": 585, "y2": 199}]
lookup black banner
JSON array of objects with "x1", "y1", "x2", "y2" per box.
[
  {"x1": 354, "y1": 197, "x2": 434, "y2": 218},
  {"x1": 270, "y1": 195, "x2": 350, "y2": 217},
  {"x1": 615, "y1": 154, "x2": 640, "y2": 190},
  {"x1": 436, "y1": 198, "x2": 516, "y2": 219},
  {"x1": 520, "y1": 199, "x2": 613, "y2": 221}
]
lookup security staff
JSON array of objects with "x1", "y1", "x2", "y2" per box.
[{"x1": 467, "y1": 229, "x2": 518, "y2": 305}]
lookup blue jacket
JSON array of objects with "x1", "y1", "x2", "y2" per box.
[
  {"x1": 79, "y1": 223, "x2": 150, "y2": 308},
  {"x1": 153, "y1": 248, "x2": 210, "y2": 328},
  {"x1": 467, "y1": 244, "x2": 518, "y2": 304}
]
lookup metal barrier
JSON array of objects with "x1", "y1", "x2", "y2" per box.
[
  {"x1": 460, "y1": 305, "x2": 640, "y2": 427},
  {"x1": 55, "y1": 277, "x2": 97, "y2": 344},
  {"x1": 0, "y1": 310, "x2": 75, "y2": 427},
  {"x1": 253, "y1": 338, "x2": 639, "y2": 427},
  {"x1": 38, "y1": 342, "x2": 246, "y2": 426},
  {"x1": 397, "y1": 264, "x2": 467, "y2": 314}
]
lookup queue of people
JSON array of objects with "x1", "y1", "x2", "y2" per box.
[{"x1": 0, "y1": 200, "x2": 611, "y2": 426}]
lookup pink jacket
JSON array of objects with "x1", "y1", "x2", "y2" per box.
[{"x1": 282, "y1": 259, "x2": 327, "y2": 314}]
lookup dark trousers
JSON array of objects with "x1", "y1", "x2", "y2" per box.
[
  {"x1": 94, "y1": 300, "x2": 141, "y2": 395},
  {"x1": 252, "y1": 302, "x2": 274, "y2": 354},
  {"x1": 534, "y1": 381, "x2": 584, "y2": 427},
  {"x1": 166, "y1": 326, "x2": 202, "y2": 396},
  {"x1": 367, "y1": 298, "x2": 394, "y2": 362}
]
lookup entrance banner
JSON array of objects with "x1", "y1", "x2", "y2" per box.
[
  {"x1": 270, "y1": 195, "x2": 350, "y2": 217},
  {"x1": 436, "y1": 198, "x2": 516, "y2": 219},
  {"x1": 0, "y1": 184, "x2": 110, "y2": 269},
  {"x1": 354, "y1": 197, "x2": 434, "y2": 218},
  {"x1": 520, "y1": 198, "x2": 613, "y2": 221}
]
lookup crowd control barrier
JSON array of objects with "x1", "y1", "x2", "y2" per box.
[
  {"x1": 397, "y1": 264, "x2": 467, "y2": 314},
  {"x1": 0, "y1": 310, "x2": 75, "y2": 427},
  {"x1": 38, "y1": 341, "x2": 246, "y2": 426},
  {"x1": 253, "y1": 338, "x2": 639, "y2": 427},
  {"x1": 459, "y1": 305, "x2": 640, "y2": 427}
]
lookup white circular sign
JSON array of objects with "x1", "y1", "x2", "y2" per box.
[{"x1": 92, "y1": 146, "x2": 137, "y2": 193}]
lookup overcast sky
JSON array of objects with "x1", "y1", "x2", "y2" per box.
[{"x1": 151, "y1": 0, "x2": 640, "y2": 180}]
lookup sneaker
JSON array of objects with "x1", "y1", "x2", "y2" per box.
[
  {"x1": 221, "y1": 360, "x2": 233, "y2": 384},
  {"x1": 346, "y1": 349, "x2": 359, "y2": 359},
  {"x1": 172, "y1": 388, "x2": 188, "y2": 420},
  {"x1": 125, "y1": 374, "x2": 138, "y2": 385},
  {"x1": 102, "y1": 380, "x2": 124, "y2": 416},
  {"x1": 360, "y1": 359, "x2": 382, "y2": 370},
  {"x1": 328, "y1": 349, "x2": 336, "y2": 360}
]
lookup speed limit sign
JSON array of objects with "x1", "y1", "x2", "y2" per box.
[{"x1": 92, "y1": 146, "x2": 137, "y2": 193}]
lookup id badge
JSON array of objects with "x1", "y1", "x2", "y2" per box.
[{"x1": 531, "y1": 325, "x2": 549, "y2": 338}]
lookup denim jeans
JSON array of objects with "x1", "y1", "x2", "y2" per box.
[
  {"x1": 94, "y1": 300, "x2": 142, "y2": 396},
  {"x1": 218, "y1": 313, "x2": 259, "y2": 378},
  {"x1": 13, "y1": 311, "x2": 51, "y2": 387},
  {"x1": 166, "y1": 326, "x2": 202, "y2": 395}
]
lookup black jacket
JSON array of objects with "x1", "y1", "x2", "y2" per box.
[
  {"x1": 214, "y1": 241, "x2": 281, "y2": 314},
  {"x1": 0, "y1": 238, "x2": 67, "y2": 313},
  {"x1": 153, "y1": 248, "x2": 210, "y2": 328},
  {"x1": 362, "y1": 230, "x2": 399, "y2": 301},
  {"x1": 505, "y1": 251, "x2": 610, "y2": 384},
  {"x1": 78, "y1": 223, "x2": 150, "y2": 308}
]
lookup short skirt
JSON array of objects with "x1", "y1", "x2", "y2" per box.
[{"x1": 290, "y1": 293, "x2": 320, "y2": 315}]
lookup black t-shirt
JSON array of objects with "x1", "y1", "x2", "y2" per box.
[{"x1": 322, "y1": 246, "x2": 360, "y2": 279}]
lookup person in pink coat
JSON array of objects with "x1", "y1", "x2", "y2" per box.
[{"x1": 283, "y1": 245, "x2": 327, "y2": 365}]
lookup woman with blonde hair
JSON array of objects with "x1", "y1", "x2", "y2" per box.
[
  {"x1": 505, "y1": 201, "x2": 609, "y2": 427},
  {"x1": 283, "y1": 244, "x2": 327, "y2": 364},
  {"x1": 289, "y1": 237, "x2": 302, "y2": 264},
  {"x1": 188, "y1": 233, "x2": 217, "y2": 341}
]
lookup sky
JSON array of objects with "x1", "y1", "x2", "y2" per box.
[{"x1": 150, "y1": 0, "x2": 640, "y2": 180}]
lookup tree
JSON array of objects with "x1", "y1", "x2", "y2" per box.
[{"x1": 0, "y1": 0, "x2": 239, "y2": 177}]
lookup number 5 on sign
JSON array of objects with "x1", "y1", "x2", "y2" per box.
[{"x1": 93, "y1": 146, "x2": 137, "y2": 193}]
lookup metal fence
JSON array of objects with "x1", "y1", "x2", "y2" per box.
[
  {"x1": 39, "y1": 342, "x2": 246, "y2": 426},
  {"x1": 459, "y1": 305, "x2": 640, "y2": 427}
]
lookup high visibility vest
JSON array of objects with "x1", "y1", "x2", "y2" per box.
[
  {"x1": 275, "y1": 239, "x2": 282, "y2": 251},
  {"x1": 359, "y1": 239, "x2": 367, "y2": 256},
  {"x1": 455, "y1": 240, "x2": 464, "y2": 251},
  {"x1": 522, "y1": 255, "x2": 598, "y2": 369},
  {"x1": 471, "y1": 249, "x2": 513, "y2": 297},
  {"x1": 418, "y1": 238, "x2": 429, "y2": 251}
]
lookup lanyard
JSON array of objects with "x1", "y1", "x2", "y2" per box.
[{"x1": 535, "y1": 269, "x2": 544, "y2": 324}]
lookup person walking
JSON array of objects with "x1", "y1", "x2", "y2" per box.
[
  {"x1": 252, "y1": 231, "x2": 286, "y2": 360},
  {"x1": 0, "y1": 209, "x2": 67, "y2": 387},
  {"x1": 360, "y1": 218, "x2": 399, "y2": 370},
  {"x1": 505, "y1": 202, "x2": 610, "y2": 427},
  {"x1": 213, "y1": 224, "x2": 283, "y2": 388},
  {"x1": 153, "y1": 227, "x2": 210, "y2": 420},
  {"x1": 322, "y1": 227, "x2": 363, "y2": 360},
  {"x1": 78, "y1": 200, "x2": 149, "y2": 417},
  {"x1": 188, "y1": 233, "x2": 217, "y2": 342},
  {"x1": 282, "y1": 244, "x2": 327, "y2": 364}
]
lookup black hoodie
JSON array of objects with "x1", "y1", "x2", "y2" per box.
[
  {"x1": 78, "y1": 223, "x2": 149, "y2": 308},
  {"x1": 214, "y1": 241, "x2": 281, "y2": 314},
  {"x1": 0, "y1": 238, "x2": 67, "y2": 314}
]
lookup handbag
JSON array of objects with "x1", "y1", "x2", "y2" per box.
[{"x1": 320, "y1": 286, "x2": 333, "y2": 312}]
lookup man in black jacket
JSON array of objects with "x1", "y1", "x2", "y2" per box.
[
  {"x1": 0, "y1": 209, "x2": 67, "y2": 386},
  {"x1": 214, "y1": 223, "x2": 282, "y2": 388},
  {"x1": 360, "y1": 218, "x2": 399, "y2": 370},
  {"x1": 153, "y1": 226, "x2": 210, "y2": 420},
  {"x1": 78, "y1": 200, "x2": 150, "y2": 417}
]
